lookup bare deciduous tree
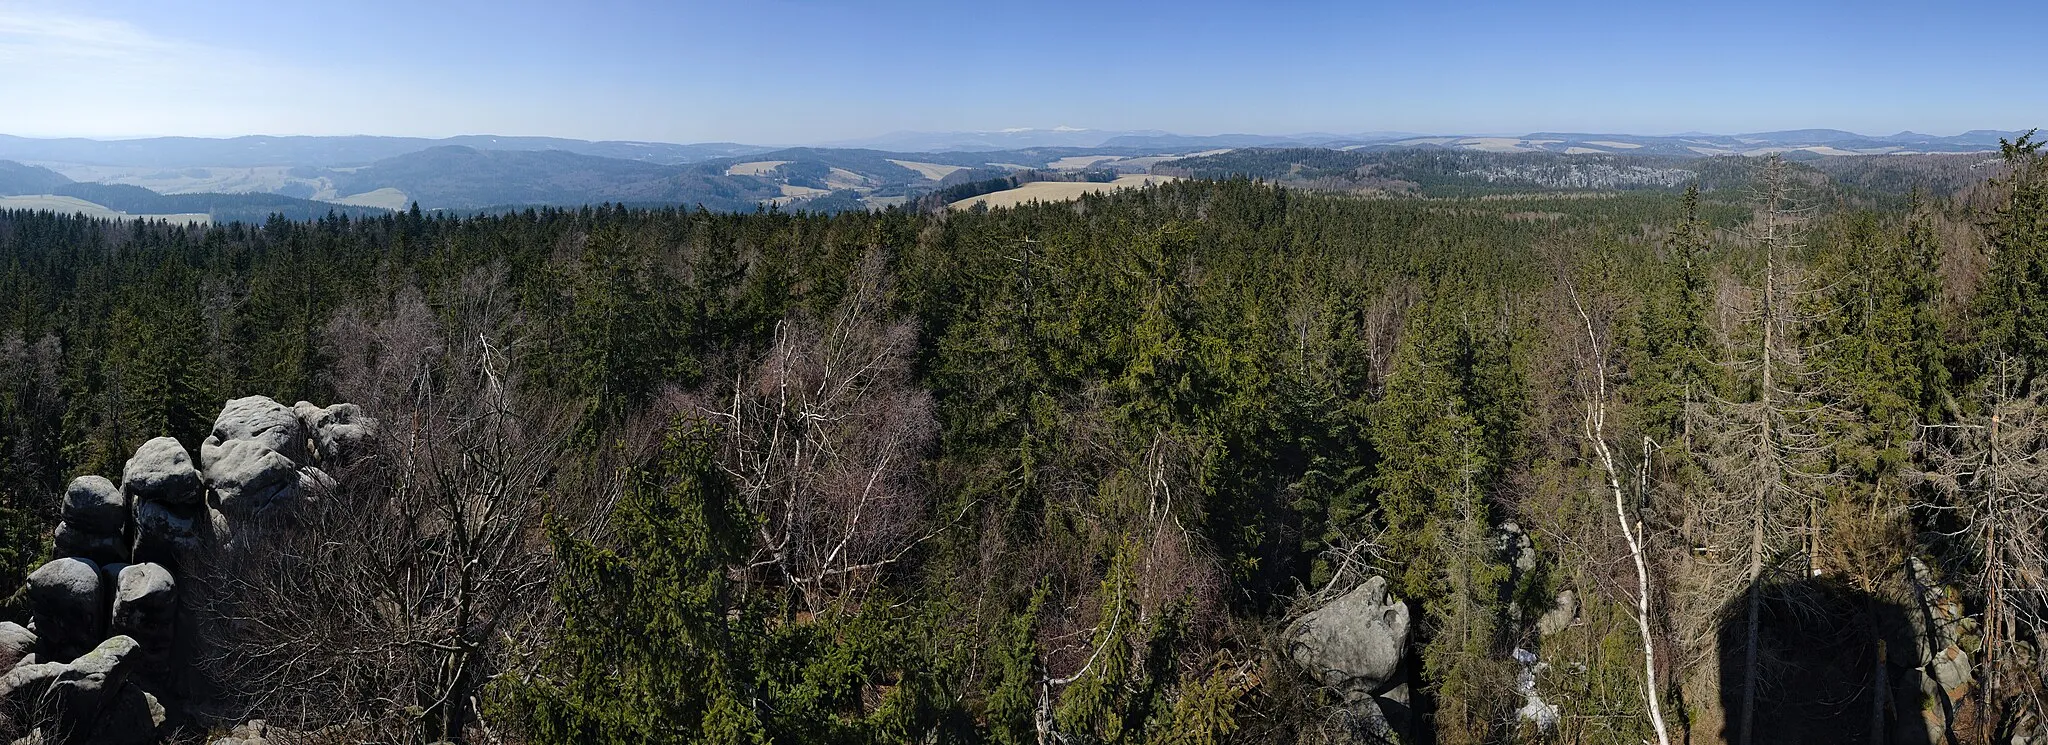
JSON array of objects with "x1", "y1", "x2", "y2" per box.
[
  {"x1": 680, "y1": 251, "x2": 940, "y2": 613},
  {"x1": 191, "y1": 266, "x2": 609, "y2": 744}
]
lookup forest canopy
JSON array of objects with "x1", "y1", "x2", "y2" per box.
[{"x1": 0, "y1": 138, "x2": 2044, "y2": 745}]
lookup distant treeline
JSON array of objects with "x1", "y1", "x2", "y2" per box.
[{"x1": 1155, "y1": 147, "x2": 1996, "y2": 199}]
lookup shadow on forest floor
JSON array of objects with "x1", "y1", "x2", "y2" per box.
[{"x1": 1715, "y1": 574, "x2": 1943, "y2": 745}]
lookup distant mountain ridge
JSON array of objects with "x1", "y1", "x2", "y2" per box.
[
  {"x1": 0, "y1": 134, "x2": 771, "y2": 169},
  {"x1": 0, "y1": 128, "x2": 2023, "y2": 170},
  {"x1": 0, "y1": 127, "x2": 2030, "y2": 215},
  {"x1": 821, "y1": 129, "x2": 1432, "y2": 152}
]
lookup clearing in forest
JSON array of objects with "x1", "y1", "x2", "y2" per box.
[{"x1": 948, "y1": 174, "x2": 1179, "y2": 210}]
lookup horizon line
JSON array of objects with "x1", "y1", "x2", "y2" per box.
[{"x1": 1, "y1": 126, "x2": 2035, "y2": 148}]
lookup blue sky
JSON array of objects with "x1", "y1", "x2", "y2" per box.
[{"x1": 1, "y1": 0, "x2": 2041, "y2": 143}]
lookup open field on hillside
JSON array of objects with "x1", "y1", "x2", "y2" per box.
[
  {"x1": 47, "y1": 164, "x2": 306, "y2": 194},
  {"x1": 44, "y1": 162, "x2": 394, "y2": 206},
  {"x1": 825, "y1": 167, "x2": 873, "y2": 190},
  {"x1": 1050, "y1": 155, "x2": 1122, "y2": 170},
  {"x1": 725, "y1": 160, "x2": 790, "y2": 176},
  {"x1": 948, "y1": 175, "x2": 1179, "y2": 210},
  {"x1": 778, "y1": 184, "x2": 831, "y2": 199},
  {"x1": 0, "y1": 194, "x2": 210, "y2": 224},
  {"x1": 887, "y1": 159, "x2": 967, "y2": 180},
  {"x1": 1111, "y1": 155, "x2": 1178, "y2": 170},
  {"x1": 335, "y1": 188, "x2": 411, "y2": 210}
]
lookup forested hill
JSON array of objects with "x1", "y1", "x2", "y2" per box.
[
  {"x1": 1154, "y1": 147, "x2": 2003, "y2": 199},
  {"x1": 0, "y1": 138, "x2": 2043, "y2": 744}
]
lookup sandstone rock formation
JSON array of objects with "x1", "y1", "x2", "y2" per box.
[
  {"x1": 109, "y1": 564, "x2": 178, "y2": 682},
  {"x1": 1287, "y1": 574, "x2": 1413, "y2": 740},
  {"x1": 2, "y1": 396, "x2": 375, "y2": 744},
  {"x1": 123, "y1": 438, "x2": 204, "y2": 506},
  {"x1": 0, "y1": 636, "x2": 164, "y2": 745},
  {"x1": 1901, "y1": 557, "x2": 1978, "y2": 745},
  {"x1": 1536, "y1": 588, "x2": 1578, "y2": 637},
  {"x1": 0, "y1": 624, "x2": 34, "y2": 672},
  {"x1": 52, "y1": 477, "x2": 126, "y2": 566},
  {"x1": 1288, "y1": 575, "x2": 1412, "y2": 696},
  {"x1": 26, "y1": 559, "x2": 103, "y2": 663}
]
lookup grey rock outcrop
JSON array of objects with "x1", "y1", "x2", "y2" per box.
[
  {"x1": 1906, "y1": 558, "x2": 1974, "y2": 701},
  {"x1": 122, "y1": 438, "x2": 202, "y2": 506},
  {"x1": 61, "y1": 477, "x2": 124, "y2": 534},
  {"x1": 1288, "y1": 575, "x2": 1417, "y2": 741},
  {"x1": 108, "y1": 565, "x2": 176, "y2": 681},
  {"x1": 39, "y1": 636, "x2": 161, "y2": 745},
  {"x1": 1536, "y1": 589, "x2": 1577, "y2": 637},
  {"x1": 51, "y1": 636, "x2": 141, "y2": 707},
  {"x1": 0, "y1": 624, "x2": 34, "y2": 672},
  {"x1": 50, "y1": 524, "x2": 123, "y2": 567},
  {"x1": 130, "y1": 500, "x2": 206, "y2": 567},
  {"x1": 293, "y1": 401, "x2": 376, "y2": 466},
  {"x1": 0, "y1": 637, "x2": 159, "y2": 745},
  {"x1": 1895, "y1": 557, "x2": 1976, "y2": 745},
  {"x1": 1500, "y1": 521, "x2": 1537, "y2": 575},
  {"x1": 26, "y1": 559, "x2": 102, "y2": 663},
  {"x1": 7, "y1": 395, "x2": 374, "y2": 743},
  {"x1": 202, "y1": 439, "x2": 301, "y2": 519},
  {"x1": 297, "y1": 465, "x2": 337, "y2": 495},
  {"x1": 1512, "y1": 647, "x2": 1559, "y2": 732},
  {"x1": 1288, "y1": 575, "x2": 1411, "y2": 696},
  {"x1": 54, "y1": 477, "x2": 129, "y2": 566},
  {"x1": 210, "y1": 396, "x2": 307, "y2": 464}
]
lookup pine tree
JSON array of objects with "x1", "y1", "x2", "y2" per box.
[
  {"x1": 1974, "y1": 131, "x2": 2048, "y2": 387},
  {"x1": 498, "y1": 426, "x2": 764, "y2": 745},
  {"x1": 1368, "y1": 297, "x2": 1518, "y2": 744}
]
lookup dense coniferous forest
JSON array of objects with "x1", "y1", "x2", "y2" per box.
[{"x1": 1, "y1": 137, "x2": 2045, "y2": 744}]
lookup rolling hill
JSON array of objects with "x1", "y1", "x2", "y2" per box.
[
  {"x1": 0, "y1": 159, "x2": 387, "y2": 222},
  {"x1": 1, "y1": 129, "x2": 2028, "y2": 215}
]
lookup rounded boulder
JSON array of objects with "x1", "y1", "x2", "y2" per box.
[
  {"x1": 212, "y1": 396, "x2": 307, "y2": 463},
  {"x1": 123, "y1": 437, "x2": 202, "y2": 505},
  {"x1": 1287, "y1": 575, "x2": 1412, "y2": 696},
  {"x1": 202, "y1": 438, "x2": 302, "y2": 518},
  {"x1": 294, "y1": 401, "x2": 377, "y2": 466},
  {"x1": 0, "y1": 621, "x2": 36, "y2": 671},
  {"x1": 27, "y1": 558, "x2": 105, "y2": 663},
  {"x1": 62, "y1": 476, "x2": 126, "y2": 534},
  {"x1": 53, "y1": 522, "x2": 128, "y2": 566},
  {"x1": 109, "y1": 563, "x2": 177, "y2": 681}
]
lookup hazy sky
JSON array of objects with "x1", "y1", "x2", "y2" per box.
[{"x1": 2, "y1": 0, "x2": 2042, "y2": 143}]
